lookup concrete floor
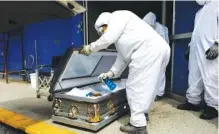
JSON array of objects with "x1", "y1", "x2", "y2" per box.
[{"x1": 0, "y1": 81, "x2": 218, "y2": 134}]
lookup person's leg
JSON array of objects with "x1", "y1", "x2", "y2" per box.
[
  {"x1": 199, "y1": 56, "x2": 218, "y2": 119},
  {"x1": 156, "y1": 42, "x2": 171, "y2": 101},
  {"x1": 177, "y1": 45, "x2": 204, "y2": 111},
  {"x1": 144, "y1": 113, "x2": 149, "y2": 122},
  {"x1": 155, "y1": 66, "x2": 166, "y2": 101},
  {"x1": 120, "y1": 43, "x2": 170, "y2": 133}
]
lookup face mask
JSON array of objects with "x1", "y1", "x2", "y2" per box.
[
  {"x1": 97, "y1": 26, "x2": 107, "y2": 36},
  {"x1": 97, "y1": 27, "x2": 104, "y2": 36},
  {"x1": 196, "y1": 0, "x2": 206, "y2": 5}
]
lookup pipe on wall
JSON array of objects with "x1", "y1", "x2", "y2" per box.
[
  {"x1": 162, "y1": 0, "x2": 167, "y2": 25},
  {"x1": 82, "y1": 1, "x2": 87, "y2": 45},
  {"x1": 83, "y1": 0, "x2": 89, "y2": 45},
  {"x1": 170, "y1": 0, "x2": 176, "y2": 93},
  {"x1": 82, "y1": 1, "x2": 86, "y2": 45}
]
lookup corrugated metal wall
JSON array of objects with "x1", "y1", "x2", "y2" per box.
[{"x1": 0, "y1": 14, "x2": 83, "y2": 77}]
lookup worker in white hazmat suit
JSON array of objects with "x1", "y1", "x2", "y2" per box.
[
  {"x1": 80, "y1": 10, "x2": 170, "y2": 134},
  {"x1": 143, "y1": 12, "x2": 169, "y2": 44},
  {"x1": 142, "y1": 12, "x2": 170, "y2": 101},
  {"x1": 177, "y1": 0, "x2": 218, "y2": 120}
]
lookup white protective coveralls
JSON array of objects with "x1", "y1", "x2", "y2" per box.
[
  {"x1": 186, "y1": 0, "x2": 218, "y2": 110},
  {"x1": 142, "y1": 12, "x2": 169, "y2": 44},
  {"x1": 142, "y1": 12, "x2": 170, "y2": 97},
  {"x1": 89, "y1": 10, "x2": 170, "y2": 127}
]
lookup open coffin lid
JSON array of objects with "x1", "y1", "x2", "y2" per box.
[
  {"x1": 50, "y1": 48, "x2": 128, "y2": 103},
  {"x1": 0, "y1": 1, "x2": 86, "y2": 32}
]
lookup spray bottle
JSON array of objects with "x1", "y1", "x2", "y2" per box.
[{"x1": 104, "y1": 78, "x2": 117, "y2": 91}]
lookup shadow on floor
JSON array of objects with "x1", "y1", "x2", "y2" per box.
[
  {"x1": 163, "y1": 98, "x2": 218, "y2": 128},
  {"x1": 0, "y1": 97, "x2": 52, "y2": 121}
]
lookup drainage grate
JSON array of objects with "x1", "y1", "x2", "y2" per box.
[{"x1": 0, "y1": 123, "x2": 25, "y2": 134}]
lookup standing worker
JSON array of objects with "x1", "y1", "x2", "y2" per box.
[
  {"x1": 143, "y1": 12, "x2": 170, "y2": 100},
  {"x1": 80, "y1": 10, "x2": 170, "y2": 134},
  {"x1": 177, "y1": 0, "x2": 218, "y2": 120}
]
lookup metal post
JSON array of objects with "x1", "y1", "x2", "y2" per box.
[
  {"x1": 1, "y1": 33, "x2": 5, "y2": 79},
  {"x1": 170, "y1": 0, "x2": 176, "y2": 93},
  {"x1": 85, "y1": 0, "x2": 89, "y2": 44},
  {"x1": 20, "y1": 28, "x2": 26, "y2": 81},
  {"x1": 3, "y1": 33, "x2": 8, "y2": 83},
  {"x1": 35, "y1": 40, "x2": 38, "y2": 69},
  {"x1": 162, "y1": 0, "x2": 167, "y2": 25},
  {"x1": 34, "y1": 40, "x2": 39, "y2": 90},
  {"x1": 82, "y1": 1, "x2": 86, "y2": 45}
]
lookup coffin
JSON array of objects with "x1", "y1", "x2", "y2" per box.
[{"x1": 50, "y1": 48, "x2": 129, "y2": 131}]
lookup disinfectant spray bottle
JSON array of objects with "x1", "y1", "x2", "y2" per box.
[{"x1": 104, "y1": 78, "x2": 117, "y2": 91}]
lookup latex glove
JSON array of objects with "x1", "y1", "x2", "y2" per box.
[
  {"x1": 79, "y1": 45, "x2": 92, "y2": 56},
  {"x1": 98, "y1": 71, "x2": 114, "y2": 82},
  {"x1": 185, "y1": 47, "x2": 190, "y2": 61},
  {"x1": 205, "y1": 42, "x2": 218, "y2": 60}
]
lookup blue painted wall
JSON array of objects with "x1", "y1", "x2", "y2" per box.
[
  {"x1": 0, "y1": 14, "x2": 83, "y2": 74},
  {"x1": 173, "y1": 39, "x2": 190, "y2": 95},
  {"x1": 7, "y1": 33, "x2": 23, "y2": 71},
  {"x1": 175, "y1": 1, "x2": 201, "y2": 34},
  {"x1": 172, "y1": 1, "x2": 201, "y2": 96}
]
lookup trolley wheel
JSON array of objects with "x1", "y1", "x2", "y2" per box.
[
  {"x1": 47, "y1": 95, "x2": 53, "y2": 102},
  {"x1": 37, "y1": 94, "x2": 41, "y2": 98}
]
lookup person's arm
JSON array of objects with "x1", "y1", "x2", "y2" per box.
[
  {"x1": 164, "y1": 27, "x2": 169, "y2": 44},
  {"x1": 205, "y1": 6, "x2": 219, "y2": 60},
  {"x1": 215, "y1": 6, "x2": 219, "y2": 44},
  {"x1": 90, "y1": 12, "x2": 131, "y2": 52},
  {"x1": 98, "y1": 53, "x2": 128, "y2": 81},
  {"x1": 110, "y1": 53, "x2": 128, "y2": 77},
  {"x1": 159, "y1": 29, "x2": 166, "y2": 41}
]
